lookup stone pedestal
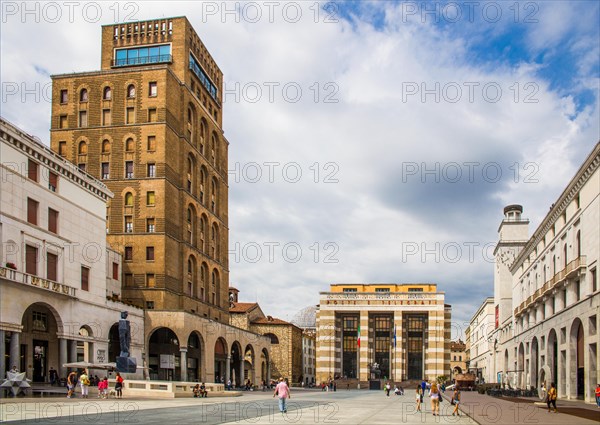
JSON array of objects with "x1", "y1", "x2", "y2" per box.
[{"x1": 116, "y1": 357, "x2": 137, "y2": 373}]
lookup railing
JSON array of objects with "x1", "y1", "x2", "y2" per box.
[
  {"x1": 516, "y1": 256, "x2": 587, "y2": 317},
  {"x1": 112, "y1": 54, "x2": 172, "y2": 67},
  {"x1": 0, "y1": 266, "x2": 76, "y2": 297}
]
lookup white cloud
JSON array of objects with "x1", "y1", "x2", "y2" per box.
[{"x1": 0, "y1": 1, "x2": 597, "y2": 329}]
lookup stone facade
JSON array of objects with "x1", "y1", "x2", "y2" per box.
[
  {"x1": 316, "y1": 283, "x2": 451, "y2": 386},
  {"x1": 486, "y1": 142, "x2": 599, "y2": 402},
  {"x1": 465, "y1": 297, "x2": 495, "y2": 384},
  {"x1": 0, "y1": 117, "x2": 144, "y2": 381},
  {"x1": 449, "y1": 340, "x2": 467, "y2": 380}
]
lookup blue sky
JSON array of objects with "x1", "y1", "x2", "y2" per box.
[{"x1": 1, "y1": 1, "x2": 598, "y2": 333}]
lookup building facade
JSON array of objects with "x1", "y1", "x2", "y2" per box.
[
  {"x1": 229, "y1": 288, "x2": 302, "y2": 385},
  {"x1": 490, "y1": 142, "x2": 599, "y2": 402},
  {"x1": 48, "y1": 17, "x2": 269, "y2": 383},
  {"x1": 316, "y1": 284, "x2": 451, "y2": 385},
  {"x1": 465, "y1": 297, "x2": 495, "y2": 384},
  {"x1": 301, "y1": 329, "x2": 316, "y2": 386},
  {"x1": 0, "y1": 117, "x2": 144, "y2": 381},
  {"x1": 449, "y1": 340, "x2": 467, "y2": 380}
]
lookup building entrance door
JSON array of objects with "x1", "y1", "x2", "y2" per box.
[{"x1": 32, "y1": 340, "x2": 48, "y2": 382}]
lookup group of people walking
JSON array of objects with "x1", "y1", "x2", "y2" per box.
[
  {"x1": 66, "y1": 370, "x2": 124, "y2": 399},
  {"x1": 410, "y1": 380, "x2": 461, "y2": 417}
]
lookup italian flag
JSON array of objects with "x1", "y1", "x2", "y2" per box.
[{"x1": 357, "y1": 324, "x2": 361, "y2": 348}]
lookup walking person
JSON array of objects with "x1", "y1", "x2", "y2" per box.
[
  {"x1": 451, "y1": 388, "x2": 461, "y2": 416},
  {"x1": 66, "y1": 371, "x2": 78, "y2": 398},
  {"x1": 98, "y1": 377, "x2": 108, "y2": 399},
  {"x1": 385, "y1": 382, "x2": 391, "y2": 397},
  {"x1": 416, "y1": 386, "x2": 422, "y2": 412},
  {"x1": 49, "y1": 367, "x2": 58, "y2": 386},
  {"x1": 595, "y1": 383, "x2": 600, "y2": 408},
  {"x1": 115, "y1": 372, "x2": 124, "y2": 399},
  {"x1": 547, "y1": 382, "x2": 558, "y2": 413},
  {"x1": 273, "y1": 377, "x2": 291, "y2": 414},
  {"x1": 79, "y1": 369, "x2": 90, "y2": 399},
  {"x1": 429, "y1": 383, "x2": 440, "y2": 416}
]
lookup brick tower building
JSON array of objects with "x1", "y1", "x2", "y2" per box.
[{"x1": 49, "y1": 17, "x2": 270, "y2": 383}]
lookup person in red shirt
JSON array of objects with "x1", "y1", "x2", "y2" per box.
[
  {"x1": 595, "y1": 383, "x2": 600, "y2": 408},
  {"x1": 273, "y1": 377, "x2": 291, "y2": 413},
  {"x1": 115, "y1": 372, "x2": 124, "y2": 399}
]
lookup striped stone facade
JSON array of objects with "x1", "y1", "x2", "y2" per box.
[{"x1": 316, "y1": 284, "x2": 451, "y2": 386}]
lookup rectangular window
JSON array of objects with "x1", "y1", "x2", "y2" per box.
[
  {"x1": 101, "y1": 162, "x2": 110, "y2": 179},
  {"x1": 147, "y1": 218, "x2": 155, "y2": 233},
  {"x1": 58, "y1": 141, "x2": 67, "y2": 156},
  {"x1": 27, "y1": 198, "x2": 39, "y2": 225},
  {"x1": 126, "y1": 107, "x2": 135, "y2": 124},
  {"x1": 575, "y1": 280, "x2": 580, "y2": 302},
  {"x1": 114, "y1": 44, "x2": 171, "y2": 66},
  {"x1": 147, "y1": 163, "x2": 156, "y2": 177},
  {"x1": 146, "y1": 246, "x2": 154, "y2": 261},
  {"x1": 78, "y1": 163, "x2": 86, "y2": 172},
  {"x1": 81, "y1": 266, "x2": 89, "y2": 291},
  {"x1": 32, "y1": 311, "x2": 48, "y2": 332},
  {"x1": 147, "y1": 191, "x2": 155, "y2": 206},
  {"x1": 48, "y1": 172, "x2": 58, "y2": 192},
  {"x1": 146, "y1": 274, "x2": 155, "y2": 287},
  {"x1": 102, "y1": 109, "x2": 111, "y2": 126},
  {"x1": 124, "y1": 216, "x2": 133, "y2": 233},
  {"x1": 112, "y1": 262, "x2": 119, "y2": 280},
  {"x1": 60, "y1": 90, "x2": 68, "y2": 104},
  {"x1": 48, "y1": 208, "x2": 58, "y2": 234},
  {"x1": 124, "y1": 273, "x2": 133, "y2": 287},
  {"x1": 25, "y1": 244, "x2": 38, "y2": 275},
  {"x1": 79, "y1": 111, "x2": 87, "y2": 127},
  {"x1": 124, "y1": 246, "x2": 133, "y2": 261},
  {"x1": 147, "y1": 136, "x2": 156, "y2": 151},
  {"x1": 592, "y1": 269, "x2": 597, "y2": 293},
  {"x1": 46, "y1": 252, "x2": 58, "y2": 282},
  {"x1": 59, "y1": 115, "x2": 67, "y2": 129},
  {"x1": 148, "y1": 108, "x2": 157, "y2": 122},
  {"x1": 125, "y1": 161, "x2": 134, "y2": 178},
  {"x1": 146, "y1": 301, "x2": 155, "y2": 309},
  {"x1": 408, "y1": 288, "x2": 424, "y2": 292},
  {"x1": 149, "y1": 82, "x2": 157, "y2": 97},
  {"x1": 375, "y1": 288, "x2": 390, "y2": 293},
  {"x1": 28, "y1": 159, "x2": 38, "y2": 182},
  {"x1": 343, "y1": 288, "x2": 357, "y2": 292}
]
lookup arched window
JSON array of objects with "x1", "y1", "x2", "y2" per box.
[
  {"x1": 186, "y1": 206, "x2": 195, "y2": 244},
  {"x1": 200, "y1": 167, "x2": 207, "y2": 204},
  {"x1": 199, "y1": 119, "x2": 207, "y2": 155},
  {"x1": 102, "y1": 139, "x2": 111, "y2": 153},
  {"x1": 80, "y1": 88, "x2": 88, "y2": 102},
  {"x1": 211, "y1": 269, "x2": 220, "y2": 305},
  {"x1": 211, "y1": 178, "x2": 218, "y2": 214},
  {"x1": 103, "y1": 86, "x2": 112, "y2": 100},
  {"x1": 211, "y1": 223, "x2": 219, "y2": 258},
  {"x1": 575, "y1": 230, "x2": 581, "y2": 258},
  {"x1": 187, "y1": 156, "x2": 195, "y2": 193},
  {"x1": 78, "y1": 141, "x2": 88, "y2": 155},
  {"x1": 125, "y1": 138, "x2": 134, "y2": 152},
  {"x1": 211, "y1": 134, "x2": 217, "y2": 166},
  {"x1": 124, "y1": 192, "x2": 133, "y2": 206},
  {"x1": 264, "y1": 333, "x2": 279, "y2": 344},
  {"x1": 200, "y1": 215, "x2": 207, "y2": 252},
  {"x1": 187, "y1": 107, "x2": 195, "y2": 144},
  {"x1": 127, "y1": 84, "x2": 136, "y2": 98},
  {"x1": 200, "y1": 262, "x2": 208, "y2": 301},
  {"x1": 187, "y1": 257, "x2": 195, "y2": 297}
]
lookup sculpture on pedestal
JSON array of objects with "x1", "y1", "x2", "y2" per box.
[{"x1": 116, "y1": 311, "x2": 137, "y2": 373}]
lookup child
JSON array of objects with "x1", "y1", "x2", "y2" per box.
[{"x1": 98, "y1": 377, "x2": 108, "y2": 399}]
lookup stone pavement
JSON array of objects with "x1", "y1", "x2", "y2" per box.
[
  {"x1": 444, "y1": 390, "x2": 600, "y2": 425},
  {"x1": 0, "y1": 388, "x2": 598, "y2": 424}
]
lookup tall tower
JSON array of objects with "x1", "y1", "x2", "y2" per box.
[
  {"x1": 493, "y1": 205, "x2": 529, "y2": 329},
  {"x1": 50, "y1": 17, "x2": 230, "y2": 323}
]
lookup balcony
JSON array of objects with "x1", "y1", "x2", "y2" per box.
[{"x1": 0, "y1": 266, "x2": 76, "y2": 298}]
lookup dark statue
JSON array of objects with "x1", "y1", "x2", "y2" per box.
[
  {"x1": 116, "y1": 311, "x2": 137, "y2": 373},
  {"x1": 118, "y1": 311, "x2": 131, "y2": 357}
]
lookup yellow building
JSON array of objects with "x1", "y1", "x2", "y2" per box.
[
  {"x1": 48, "y1": 17, "x2": 270, "y2": 383},
  {"x1": 316, "y1": 284, "x2": 451, "y2": 386}
]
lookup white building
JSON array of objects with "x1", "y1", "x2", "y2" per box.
[
  {"x1": 466, "y1": 297, "x2": 495, "y2": 384},
  {"x1": 0, "y1": 118, "x2": 144, "y2": 382},
  {"x1": 302, "y1": 329, "x2": 316, "y2": 386},
  {"x1": 490, "y1": 142, "x2": 599, "y2": 402}
]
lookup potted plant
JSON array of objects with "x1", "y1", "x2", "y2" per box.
[{"x1": 5, "y1": 262, "x2": 17, "y2": 270}]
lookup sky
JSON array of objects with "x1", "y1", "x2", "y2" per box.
[{"x1": 1, "y1": 1, "x2": 599, "y2": 337}]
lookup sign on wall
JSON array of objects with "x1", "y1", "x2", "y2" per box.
[{"x1": 160, "y1": 354, "x2": 175, "y2": 369}]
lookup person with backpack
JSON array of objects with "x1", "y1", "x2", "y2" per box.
[
  {"x1": 79, "y1": 369, "x2": 90, "y2": 399},
  {"x1": 115, "y1": 372, "x2": 124, "y2": 399}
]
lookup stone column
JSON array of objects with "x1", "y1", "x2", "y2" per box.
[
  {"x1": 9, "y1": 332, "x2": 20, "y2": 372},
  {"x1": 0, "y1": 330, "x2": 6, "y2": 379},
  {"x1": 359, "y1": 310, "x2": 369, "y2": 384},
  {"x1": 393, "y1": 311, "x2": 402, "y2": 381},
  {"x1": 59, "y1": 338, "x2": 68, "y2": 378},
  {"x1": 225, "y1": 354, "x2": 231, "y2": 383},
  {"x1": 69, "y1": 339, "x2": 77, "y2": 369},
  {"x1": 180, "y1": 348, "x2": 188, "y2": 382},
  {"x1": 239, "y1": 357, "x2": 244, "y2": 386}
]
